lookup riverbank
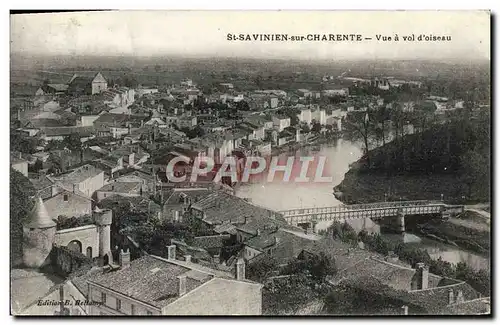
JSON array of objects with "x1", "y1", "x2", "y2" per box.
[
  {"x1": 336, "y1": 171, "x2": 466, "y2": 204},
  {"x1": 335, "y1": 145, "x2": 490, "y2": 256},
  {"x1": 407, "y1": 217, "x2": 490, "y2": 256}
]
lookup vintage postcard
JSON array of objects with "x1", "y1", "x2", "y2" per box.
[{"x1": 10, "y1": 10, "x2": 491, "y2": 316}]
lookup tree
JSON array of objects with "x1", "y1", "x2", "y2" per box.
[
  {"x1": 300, "y1": 121, "x2": 311, "y2": 134},
  {"x1": 344, "y1": 112, "x2": 374, "y2": 166},
  {"x1": 460, "y1": 149, "x2": 489, "y2": 199},
  {"x1": 247, "y1": 255, "x2": 279, "y2": 282},
  {"x1": 308, "y1": 251, "x2": 337, "y2": 282},
  {"x1": 10, "y1": 169, "x2": 35, "y2": 267},
  {"x1": 11, "y1": 132, "x2": 40, "y2": 154},
  {"x1": 311, "y1": 120, "x2": 322, "y2": 133},
  {"x1": 63, "y1": 134, "x2": 82, "y2": 151}
]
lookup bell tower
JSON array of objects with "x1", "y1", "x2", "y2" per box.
[{"x1": 22, "y1": 197, "x2": 57, "y2": 268}]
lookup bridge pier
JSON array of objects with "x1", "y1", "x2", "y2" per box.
[{"x1": 396, "y1": 212, "x2": 405, "y2": 233}]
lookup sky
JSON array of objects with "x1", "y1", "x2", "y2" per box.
[{"x1": 10, "y1": 11, "x2": 491, "y2": 61}]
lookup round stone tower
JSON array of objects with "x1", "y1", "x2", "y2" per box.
[
  {"x1": 22, "y1": 197, "x2": 57, "y2": 268},
  {"x1": 94, "y1": 208, "x2": 112, "y2": 265}
]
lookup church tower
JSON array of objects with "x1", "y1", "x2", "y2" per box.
[{"x1": 22, "y1": 197, "x2": 57, "y2": 268}]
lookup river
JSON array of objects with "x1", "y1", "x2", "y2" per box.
[{"x1": 235, "y1": 138, "x2": 490, "y2": 271}]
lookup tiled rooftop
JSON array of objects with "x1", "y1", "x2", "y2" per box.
[
  {"x1": 49, "y1": 164, "x2": 103, "y2": 186},
  {"x1": 97, "y1": 181, "x2": 142, "y2": 193},
  {"x1": 192, "y1": 191, "x2": 283, "y2": 226},
  {"x1": 89, "y1": 255, "x2": 212, "y2": 308}
]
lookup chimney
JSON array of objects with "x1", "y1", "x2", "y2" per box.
[
  {"x1": 167, "y1": 245, "x2": 176, "y2": 260},
  {"x1": 177, "y1": 275, "x2": 187, "y2": 296},
  {"x1": 256, "y1": 229, "x2": 260, "y2": 236},
  {"x1": 401, "y1": 305, "x2": 408, "y2": 315},
  {"x1": 456, "y1": 290, "x2": 464, "y2": 303},
  {"x1": 244, "y1": 216, "x2": 248, "y2": 224},
  {"x1": 235, "y1": 258, "x2": 245, "y2": 280},
  {"x1": 213, "y1": 254, "x2": 220, "y2": 264},
  {"x1": 448, "y1": 289, "x2": 455, "y2": 305},
  {"x1": 416, "y1": 263, "x2": 429, "y2": 290},
  {"x1": 72, "y1": 183, "x2": 78, "y2": 193},
  {"x1": 119, "y1": 248, "x2": 130, "y2": 268},
  {"x1": 386, "y1": 251, "x2": 399, "y2": 263},
  {"x1": 173, "y1": 210, "x2": 180, "y2": 222},
  {"x1": 18, "y1": 152, "x2": 22, "y2": 159},
  {"x1": 185, "y1": 255, "x2": 192, "y2": 263}
]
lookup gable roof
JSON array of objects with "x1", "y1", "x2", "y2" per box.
[
  {"x1": 89, "y1": 255, "x2": 212, "y2": 308},
  {"x1": 192, "y1": 191, "x2": 282, "y2": 225}
]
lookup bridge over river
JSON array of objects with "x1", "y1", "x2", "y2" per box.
[{"x1": 279, "y1": 200, "x2": 464, "y2": 233}]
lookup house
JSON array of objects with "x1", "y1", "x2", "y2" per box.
[
  {"x1": 39, "y1": 126, "x2": 94, "y2": 142},
  {"x1": 93, "y1": 113, "x2": 149, "y2": 130},
  {"x1": 238, "y1": 121, "x2": 265, "y2": 141},
  {"x1": 177, "y1": 116, "x2": 197, "y2": 129},
  {"x1": 136, "y1": 88, "x2": 159, "y2": 97},
  {"x1": 101, "y1": 88, "x2": 135, "y2": 107},
  {"x1": 311, "y1": 109, "x2": 327, "y2": 125},
  {"x1": 244, "y1": 115, "x2": 274, "y2": 131},
  {"x1": 95, "y1": 182, "x2": 143, "y2": 202},
  {"x1": 86, "y1": 251, "x2": 262, "y2": 315},
  {"x1": 11, "y1": 153, "x2": 28, "y2": 177},
  {"x1": 48, "y1": 164, "x2": 105, "y2": 198},
  {"x1": 219, "y1": 83, "x2": 234, "y2": 90},
  {"x1": 43, "y1": 84, "x2": 69, "y2": 95},
  {"x1": 297, "y1": 89, "x2": 312, "y2": 98},
  {"x1": 43, "y1": 189, "x2": 93, "y2": 218},
  {"x1": 323, "y1": 88, "x2": 349, "y2": 97},
  {"x1": 243, "y1": 227, "x2": 321, "y2": 263},
  {"x1": 68, "y1": 73, "x2": 108, "y2": 96},
  {"x1": 297, "y1": 107, "x2": 312, "y2": 125},
  {"x1": 272, "y1": 115, "x2": 291, "y2": 132},
  {"x1": 188, "y1": 191, "x2": 283, "y2": 239},
  {"x1": 112, "y1": 168, "x2": 157, "y2": 194}
]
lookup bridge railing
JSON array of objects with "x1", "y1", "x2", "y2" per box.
[
  {"x1": 282, "y1": 204, "x2": 446, "y2": 221},
  {"x1": 279, "y1": 200, "x2": 442, "y2": 216}
]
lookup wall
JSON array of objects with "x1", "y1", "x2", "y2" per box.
[
  {"x1": 162, "y1": 278, "x2": 262, "y2": 315},
  {"x1": 77, "y1": 172, "x2": 105, "y2": 198},
  {"x1": 44, "y1": 192, "x2": 92, "y2": 218},
  {"x1": 244, "y1": 245, "x2": 263, "y2": 260},
  {"x1": 55, "y1": 225, "x2": 99, "y2": 258},
  {"x1": 92, "y1": 82, "x2": 107, "y2": 95},
  {"x1": 88, "y1": 284, "x2": 160, "y2": 315},
  {"x1": 23, "y1": 226, "x2": 56, "y2": 268},
  {"x1": 81, "y1": 115, "x2": 99, "y2": 127}
]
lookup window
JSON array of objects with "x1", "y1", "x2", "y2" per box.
[
  {"x1": 63, "y1": 194, "x2": 68, "y2": 202},
  {"x1": 116, "y1": 299, "x2": 121, "y2": 311},
  {"x1": 131, "y1": 304, "x2": 135, "y2": 315},
  {"x1": 101, "y1": 292, "x2": 107, "y2": 304}
]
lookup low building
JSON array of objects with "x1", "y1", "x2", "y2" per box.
[
  {"x1": 95, "y1": 182, "x2": 143, "y2": 202},
  {"x1": 48, "y1": 164, "x2": 105, "y2": 199},
  {"x1": 86, "y1": 251, "x2": 262, "y2": 315},
  {"x1": 272, "y1": 115, "x2": 291, "y2": 132}
]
